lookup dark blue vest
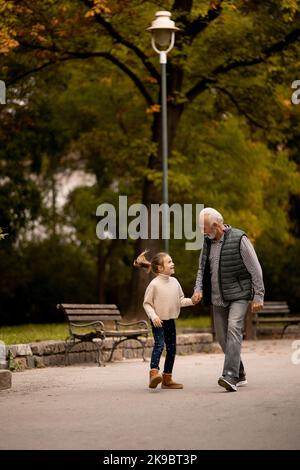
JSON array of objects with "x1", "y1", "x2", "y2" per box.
[{"x1": 201, "y1": 227, "x2": 253, "y2": 305}]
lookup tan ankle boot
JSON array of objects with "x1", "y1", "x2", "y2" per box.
[
  {"x1": 149, "y1": 369, "x2": 162, "y2": 388},
  {"x1": 162, "y1": 373, "x2": 183, "y2": 389}
]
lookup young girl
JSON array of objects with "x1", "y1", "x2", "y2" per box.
[{"x1": 134, "y1": 250, "x2": 199, "y2": 389}]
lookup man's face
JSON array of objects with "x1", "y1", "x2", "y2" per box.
[{"x1": 200, "y1": 214, "x2": 217, "y2": 240}]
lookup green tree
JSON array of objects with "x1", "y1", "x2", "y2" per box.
[{"x1": 1, "y1": 0, "x2": 300, "y2": 315}]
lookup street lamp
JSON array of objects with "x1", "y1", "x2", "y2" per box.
[{"x1": 147, "y1": 11, "x2": 179, "y2": 253}]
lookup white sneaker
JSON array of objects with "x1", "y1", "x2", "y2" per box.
[{"x1": 236, "y1": 376, "x2": 248, "y2": 387}]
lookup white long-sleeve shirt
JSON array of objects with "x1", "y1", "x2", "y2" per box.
[{"x1": 143, "y1": 274, "x2": 193, "y2": 322}]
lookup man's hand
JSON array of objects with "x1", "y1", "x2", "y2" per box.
[
  {"x1": 152, "y1": 316, "x2": 163, "y2": 328},
  {"x1": 192, "y1": 292, "x2": 203, "y2": 304},
  {"x1": 251, "y1": 301, "x2": 264, "y2": 313}
]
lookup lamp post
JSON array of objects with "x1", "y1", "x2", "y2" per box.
[{"x1": 147, "y1": 11, "x2": 179, "y2": 253}]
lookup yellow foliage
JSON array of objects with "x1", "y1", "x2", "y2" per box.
[
  {"x1": 144, "y1": 75, "x2": 158, "y2": 84},
  {"x1": 145, "y1": 104, "x2": 161, "y2": 114},
  {"x1": 0, "y1": 32, "x2": 19, "y2": 54},
  {"x1": 84, "y1": 0, "x2": 111, "y2": 17}
]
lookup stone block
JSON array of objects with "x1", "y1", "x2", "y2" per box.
[
  {"x1": 146, "y1": 337, "x2": 154, "y2": 347},
  {"x1": 30, "y1": 340, "x2": 65, "y2": 356},
  {"x1": 68, "y1": 352, "x2": 81, "y2": 364},
  {"x1": 201, "y1": 344, "x2": 213, "y2": 353},
  {"x1": 30, "y1": 343, "x2": 44, "y2": 356},
  {"x1": 124, "y1": 349, "x2": 134, "y2": 359},
  {"x1": 196, "y1": 333, "x2": 213, "y2": 344},
  {"x1": 0, "y1": 370, "x2": 12, "y2": 390},
  {"x1": 112, "y1": 349, "x2": 123, "y2": 362},
  {"x1": 123, "y1": 339, "x2": 137, "y2": 348},
  {"x1": 8, "y1": 344, "x2": 32, "y2": 357},
  {"x1": 176, "y1": 335, "x2": 188, "y2": 345},
  {"x1": 145, "y1": 348, "x2": 152, "y2": 358},
  {"x1": 34, "y1": 356, "x2": 45, "y2": 368},
  {"x1": 211, "y1": 342, "x2": 222, "y2": 353},
  {"x1": 13, "y1": 357, "x2": 27, "y2": 371},
  {"x1": 26, "y1": 356, "x2": 35, "y2": 369},
  {"x1": 85, "y1": 342, "x2": 97, "y2": 352},
  {"x1": 85, "y1": 351, "x2": 97, "y2": 363},
  {"x1": 102, "y1": 338, "x2": 113, "y2": 349},
  {"x1": 44, "y1": 354, "x2": 65, "y2": 367}
]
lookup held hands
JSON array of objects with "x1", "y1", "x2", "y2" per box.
[
  {"x1": 152, "y1": 316, "x2": 163, "y2": 328},
  {"x1": 191, "y1": 292, "x2": 203, "y2": 305},
  {"x1": 251, "y1": 301, "x2": 264, "y2": 313}
]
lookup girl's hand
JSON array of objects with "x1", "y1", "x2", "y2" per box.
[{"x1": 153, "y1": 316, "x2": 163, "y2": 328}]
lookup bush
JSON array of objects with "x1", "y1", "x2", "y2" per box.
[{"x1": 0, "y1": 238, "x2": 97, "y2": 325}]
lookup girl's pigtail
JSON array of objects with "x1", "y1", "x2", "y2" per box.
[{"x1": 133, "y1": 250, "x2": 151, "y2": 273}]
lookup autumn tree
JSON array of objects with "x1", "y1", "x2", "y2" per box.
[{"x1": 1, "y1": 0, "x2": 300, "y2": 315}]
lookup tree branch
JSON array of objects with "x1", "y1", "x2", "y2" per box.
[
  {"x1": 185, "y1": 0, "x2": 224, "y2": 40},
  {"x1": 6, "y1": 60, "x2": 67, "y2": 86},
  {"x1": 80, "y1": 0, "x2": 160, "y2": 82},
  {"x1": 67, "y1": 50, "x2": 154, "y2": 106},
  {"x1": 7, "y1": 46, "x2": 154, "y2": 106},
  {"x1": 186, "y1": 27, "x2": 300, "y2": 102},
  {"x1": 213, "y1": 85, "x2": 268, "y2": 129}
]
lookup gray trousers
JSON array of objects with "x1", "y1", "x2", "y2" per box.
[{"x1": 213, "y1": 300, "x2": 249, "y2": 379}]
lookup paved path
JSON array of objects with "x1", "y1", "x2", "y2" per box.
[{"x1": 0, "y1": 339, "x2": 299, "y2": 450}]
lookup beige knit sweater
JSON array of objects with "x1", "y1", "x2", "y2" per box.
[{"x1": 143, "y1": 274, "x2": 193, "y2": 322}]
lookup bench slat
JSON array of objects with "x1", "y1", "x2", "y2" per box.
[
  {"x1": 59, "y1": 304, "x2": 118, "y2": 309},
  {"x1": 261, "y1": 302, "x2": 288, "y2": 305},
  {"x1": 256, "y1": 317, "x2": 300, "y2": 323},
  {"x1": 64, "y1": 309, "x2": 120, "y2": 315},
  {"x1": 105, "y1": 330, "x2": 149, "y2": 337},
  {"x1": 261, "y1": 305, "x2": 288, "y2": 308},
  {"x1": 68, "y1": 315, "x2": 121, "y2": 322},
  {"x1": 261, "y1": 305, "x2": 289, "y2": 308},
  {"x1": 259, "y1": 310, "x2": 290, "y2": 314}
]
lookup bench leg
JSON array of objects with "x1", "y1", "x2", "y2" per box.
[
  {"x1": 65, "y1": 337, "x2": 76, "y2": 366},
  {"x1": 281, "y1": 322, "x2": 300, "y2": 339},
  {"x1": 140, "y1": 338, "x2": 148, "y2": 362},
  {"x1": 65, "y1": 338, "x2": 106, "y2": 366},
  {"x1": 64, "y1": 350, "x2": 69, "y2": 366},
  {"x1": 96, "y1": 341, "x2": 106, "y2": 367},
  {"x1": 281, "y1": 324, "x2": 289, "y2": 338},
  {"x1": 106, "y1": 340, "x2": 119, "y2": 363},
  {"x1": 254, "y1": 317, "x2": 258, "y2": 340}
]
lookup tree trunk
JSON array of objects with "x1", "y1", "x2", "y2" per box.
[
  {"x1": 97, "y1": 240, "x2": 105, "y2": 303},
  {"x1": 51, "y1": 173, "x2": 57, "y2": 238}
]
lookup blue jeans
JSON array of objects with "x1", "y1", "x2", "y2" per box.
[
  {"x1": 213, "y1": 300, "x2": 249, "y2": 379},
  {"x1": 150, "y1": 319, "x2": 176, "y2": 373}
]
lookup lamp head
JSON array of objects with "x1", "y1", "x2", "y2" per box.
[{"x1": 147, "y1": 11, "x2": 179, "y2": 48}]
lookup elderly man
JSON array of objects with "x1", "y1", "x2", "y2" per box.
[{"x1": 192, "y1": 208, "x2": 264, "y2": 392}]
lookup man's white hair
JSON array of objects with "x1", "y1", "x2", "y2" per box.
[{"x1": 199, "y1": 207, "x2": 224, "y2": 227}]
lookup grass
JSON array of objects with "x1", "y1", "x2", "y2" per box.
[
  {"x1": 0, "y1": 316, "x2": 211, "y2": 345},
  {"x1": 176, "y1": 316, "x2": 211, "y2": 330},
  {"x1": 0, "y1": 323, "x2": 69, "y2": 345}
]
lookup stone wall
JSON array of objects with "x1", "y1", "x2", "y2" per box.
[{"x1": 5, "y1": 333, "x2": 213, "y2": 372}]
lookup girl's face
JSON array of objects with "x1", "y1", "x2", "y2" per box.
[{"x1": 159, "y1": 255, "x2": 175, "y2": 276}]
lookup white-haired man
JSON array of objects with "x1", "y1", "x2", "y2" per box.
[{"x1": 192, "y1": 208, "x2": 264, "y2": 392}]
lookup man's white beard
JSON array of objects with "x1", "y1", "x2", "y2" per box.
[{"x1": 205, "y1": 229, "x2": 217, "y2": 240}]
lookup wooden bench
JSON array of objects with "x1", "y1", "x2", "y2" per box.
[
  {"x1": 253, "y1": 301, "x2": 300, "y2": 338},
  {"x1": 57, "y1": 304, "x2": 149, "y2": 366}
]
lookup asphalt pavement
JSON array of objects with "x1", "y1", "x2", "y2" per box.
[{"x1": 0, "y1": 339, "x2": 299, "y2": 450}]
